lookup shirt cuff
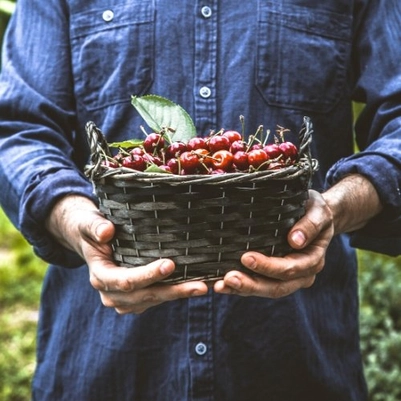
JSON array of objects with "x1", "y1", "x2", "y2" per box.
[
  {"x1": 19, "y1": 168, "x2": 97, "y2": 267},
  {"x1": 326, "y1": 153, "x2": 401, "y2": 256}
]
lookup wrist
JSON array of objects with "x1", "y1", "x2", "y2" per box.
[
  {"x1": 322, "y1": 174, "x2": 383, "y2": 235},
  {"x1": 45, "y1": 195, "x2": 98, "y2": 252}
]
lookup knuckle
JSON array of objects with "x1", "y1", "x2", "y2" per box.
[
  {"x1": 141, "y1": 293, "x2": 158, "y2": 304},
  {"x1": 117, "y1": 277, "x2": 135, "y2": 292},
  {"x1": 89, "y1": 274, "x2": 105, "y2": 291},
  {"x1": 99, "y1": 294, "x2": 115, "y2": 309},
  {"x1": 282, "y1": 265, "x2": 298, "y2": 280},
  {"x1": 270, "y1": 282, "x2": 290, "y2": 299}
]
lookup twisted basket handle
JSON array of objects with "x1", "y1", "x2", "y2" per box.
[{"x1": 85, "y1": 121, "x2": 113, "y2": 180}]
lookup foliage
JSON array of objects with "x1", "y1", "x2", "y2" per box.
[
  {"x1": 0, "y1": 208, "x2": 46, "y2": 401},
  {"x1": 358, "y1": 251, "x2": 401, "y2": 401}
]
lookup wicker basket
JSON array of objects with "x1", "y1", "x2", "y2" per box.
[{"x1": 85, "y1": 117, "x2": 318, "y2": 283}]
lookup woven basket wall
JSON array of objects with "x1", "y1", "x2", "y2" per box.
[{"x1": 85, "y1": 117, "x2": 318, "y2": 283}]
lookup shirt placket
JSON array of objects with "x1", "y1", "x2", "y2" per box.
[
  {"x1": 188, "y1": 292, "x2": 215, "y2": 401},
  {"x1": 194, "y1": 1, "x2": 218, "y2": 135}
]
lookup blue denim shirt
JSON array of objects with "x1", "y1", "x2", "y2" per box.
[{"x1": 1, "y1": 0, "x2": 401, "y2": 400}]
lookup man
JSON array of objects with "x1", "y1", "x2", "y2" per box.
[{"x1": 0, "y1": 0, "x2": 400, "y2": 400}]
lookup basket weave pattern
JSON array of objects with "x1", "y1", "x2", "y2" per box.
[{"x1": 85, "y1": 117, "x2": 317, "y2": 283}]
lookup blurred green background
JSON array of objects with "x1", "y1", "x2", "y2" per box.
[{"x1": 0, "y1": 2, "x2": 401, "y2": 400}]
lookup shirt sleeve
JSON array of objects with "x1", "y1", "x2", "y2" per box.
[
  {"x1": 326, "y1": 0, "x2": 401, "y2": 256},
  {"x1": 0, "y1": 0, "x2": 95, "y2": 267}
]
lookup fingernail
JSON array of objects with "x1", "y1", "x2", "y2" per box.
[
  {"x1": 160, "y1": 260, "x2": 173, "y2": 275},
  {"x1": 95, "y1": 222, "x2": 109, "y2": 239},
  {"x1": 228, "y1": 276, "x2": 242, "y2": 290},
  {"x1": 190, "y1": 288, "x2": 204, "y2": 297},
  {"x1": 243, "y1": 255, "x2": 256, "y2": 269},
  {"x1": 291, "y1": 230, "x2": 306, "y2": 247}
]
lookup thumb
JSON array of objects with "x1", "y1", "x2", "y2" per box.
[
  {"x1": 288, "y1": 228, "x2": 308, "y2": 249},
  {"x1": 83, "y1": 212, "x2": 115, "y2": 244}
]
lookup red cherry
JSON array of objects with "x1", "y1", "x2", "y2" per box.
[
  {"x1": 233, "y1": 151, "x2": 249, "y2": 171},
  {"x1": 165, "y1": 141, "x2": 187, "y2": 159},
  {"x1": 250, "y1": 143, "x2": 263, "y2": 151},
  {"x1": 230, "y1": 140, "x2": 247, "y2": 154},
  {"x1": 223, "y1": 130, "x2": 242, "y2": 143},
  {"x1": 268, "y1": 161, "x2": 284, "y2": 170},
  {"x1": 187, "y1": 137, "x2": 207, "y2": 151},
  {"x1": 143, "y1": 133, "x2": 165, "y2": 153},
  {"x1": 208, "y1": 135, "x2": 231, "y2": 153},
  {"x1": 279, "y1": 141, "x2": 298, "y2": 162},
  {"x1": 179, "y1": 151, "x2": 201, "y2": 173},
  {"x1": 263, "y1": 143, "x2": 282, "y2": 160},
  {"x1": 210, "y1": 168, "x2": 227, "y2": 175},
  {"x1": 143, "y1": 153, "x2": 162, "y2": 166},
  {"x1": 122, "y1": 155, "x2": 146, "y2": 171},
  {"x1": 247, "y1": 149, "x2": 269, "y2": 169},
  {"x1": 193, "y1": 148, "x2": 213, "y2": 168},
  {"x1": 211, "y1": 150, "x2": 234, "y2": 171},
  {"x1": 159, "y1": 165, "x2": 172, "y2": 173},
  {"x1": 102, "y1": 158, "x2": 119, "y2": 168},
  {"x1": 130, "y1": 147, "x2": 145, "y2": 156},
  {"x1": 167, "y1": 158, "x2": 180, "y2": 174}
]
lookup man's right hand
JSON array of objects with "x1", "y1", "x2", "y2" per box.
[{"x1": 45, "y1": 195, "x2": 209, "y2": 314}]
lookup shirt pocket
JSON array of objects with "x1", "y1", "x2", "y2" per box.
[
  {"x1": 256, "y1": 2, "x2": 352, "y2": 113},
  {"x1": 70, "y1": 1, "x2": 155, "y2": 111}
]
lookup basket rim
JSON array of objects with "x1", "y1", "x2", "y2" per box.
[{"x1": 84, "y1": 116, "x2": 318, "y2": 185}]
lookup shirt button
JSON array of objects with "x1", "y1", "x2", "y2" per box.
[
  {"x1": 195, "y1": 342, "x2": 207, "y2": 355},
  {"x1": 102, "y1": 10, "x2": 114, "y2": 22},
  {"x1": 201, "y1": 6, "x2": 212, "y2": 18},
  {"x1": 199, "y1": 86, "x2": 211, "y2": 98}
]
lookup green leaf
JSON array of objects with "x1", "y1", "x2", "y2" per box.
[
  {"x1": 131, "y1": 95, "x2": 196, "y2": 142},
  {"x1": 145, "y1": 164, "x2": 172, "y2": 174},
  {"x1": 108, "y1": 139, "x2": 143, "y2": 149}
]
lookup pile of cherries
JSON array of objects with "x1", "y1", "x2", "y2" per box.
[{"x1": 103, "y1": 128, "x2": 299, "y2": 175}]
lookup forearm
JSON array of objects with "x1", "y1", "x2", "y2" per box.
[{"x1": 322, "y1": 174, "x2": 383, "y2": 235}]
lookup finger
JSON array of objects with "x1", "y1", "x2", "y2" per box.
[
  {"x1": 89, "y1": 258, "x2": 177, "y2": 293},
  {"x1": 102, "y1": 281, "x2": 209, "y2": 314},
  {"x1": 240, "y1": 249, "x2": 324, "y2": 282},
  {"x1": 288, "y1": 190, "x2": 333, "y2": 250},
  {"x1": 214, "y1": 270, "x2": 316, "y2": 298}
]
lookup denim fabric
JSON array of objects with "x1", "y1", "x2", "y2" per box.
[{"x1": 0, "y1": 0, "x2": 401, "y2": 400}]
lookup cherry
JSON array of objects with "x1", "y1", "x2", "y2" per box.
[
  {"x1": 130, "y1": 147, "x2": 145, "y2": 156},
  {"x1": 166, "y1": 141, "x2": 187, "y2": 159},
  {"x1": 208, "y1": 135, "x2": 231, "y2": 153},
  {"x1": 211, "y1": 168, "x2": 227, "y2": 175},
  {"x1": 247, "y1": 149, "x2": 269, "y2": 169},
  {"x1": 263, "y1": 143, "x2": 282, "y2": 160},
  {"x1": 230, "y1": 140, "x2": 247, "y2": 154},
  {"x1": 159, "y1": 165, "x2": 172, "y2": 173},
  {"x1": 193, "y1": 148, "x2": 213, "y2": 168},
  {"x1": 279, "y1": 141, "x2": 298, "y2": 162},
  {"x1": 143, "y1": 153, "x2": 163, "y2": 166},
  {"x1": 143, "y1": 133, "x2": 165, "y2": 153},
  {"x1": 187, "y1": 137, "x2": 207, "y2": 151},
  {"x1": 250, "y1": 143, "x2": 263, "y2": 151},
  {"x1": 179, "y1": 151, "x2": 201, "y2": 172},
  {"x1": 122, "y1": 155, "x2": 146, "y2": 171},
  {"x1": 233, "y1": 151, "x2": 249, "y2": 171},
  {"x1": 166, "y1": 158, "x2": 180, "y2": 174},
  {"x1": 102, "y1": 158, "x2": 120, "y2": 168},
  {"x1": 223, "y1": 130, "x2": 242, "y2": 143},
  {"x1": 211, "y1": 150, "x2": 233, "y2": 171}
]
